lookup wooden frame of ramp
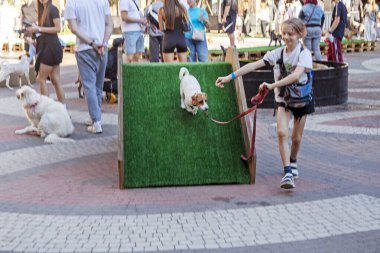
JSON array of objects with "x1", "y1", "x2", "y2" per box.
[
  {"x1": 117, "y1": 48, "x2": 257, "y2": 189},
  {"x1": 225, "y1": 47, "x2": 256, "y2": 184}
]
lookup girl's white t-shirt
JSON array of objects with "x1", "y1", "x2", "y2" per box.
[{"x1": 263, "y1": 42, "x2": 313, "y2": 103}]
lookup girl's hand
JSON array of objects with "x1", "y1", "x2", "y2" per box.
[
  {"x1": 26, "y1": 25, "x2": 39, "y2": 33},
  {"x1": 215, "y1": 76, "x2": 231, "y2": 88},
  {"x1": 259, "y1": 82, "x2": 273, "y2": 91}
]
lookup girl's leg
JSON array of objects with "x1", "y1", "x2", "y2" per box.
[
  {"x1": 36, "y1": 63, "x2": 53, "y2": 97},
  {"x1": 49, "y1": 65, "x2": 65, "y2": 103},
  {"x1": 290, "y1": 115, "x2": 307, "y2": 162},
  {"x1": 276, "y1": 107, "x2": 292, "y2": 167},
  {"x1": 277, "y1": 107, "x2": 295, "y2": 189},
  {"x1": 163, "y1": 53, "x2": 174, "y2": 63},
  {"x1": 177, "y1": 52, "x2": 188, "y2": 63}
]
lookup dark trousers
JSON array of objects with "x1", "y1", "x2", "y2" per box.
[{"x1": 149, "y1": 35, "x2": 163, "y2": 62}]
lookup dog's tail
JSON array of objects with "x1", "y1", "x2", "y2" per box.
[
  {"x1": 179, "y1": 67, "x2": 189, "y2": 81},
  {"x1": 44, "y1": 133, "x2": 75, "y2": 144}
]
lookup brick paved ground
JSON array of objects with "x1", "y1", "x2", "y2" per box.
[{"x1": 0, "y1": 44, "x2": 379, "y2": 253}]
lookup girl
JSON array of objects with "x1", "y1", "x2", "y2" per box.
[
  {"x1": 158, "y1": 0, "x2": 189, "y2": 62},
  {"x1": 185, "y1": 0, "x2": 209, "y2": 62},
  {"x1": 27, "y1": 0, "x2": 65, "y2": 104},
  {"x1": 215, "y1": 18, "x2": 313, "y2": 189}
]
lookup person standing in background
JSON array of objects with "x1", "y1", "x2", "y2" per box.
[
  {"x1": 326, "y1": 0, "x2": 347, "y2": 63},
  {"x1": 120, "y1": 0, "x2": 147, "y2": 63},
  {"x1": 221, "y1": 0, "x2": 238, "y2": 47},
  {"x1": 65, "y1": 0, "x2": 113, "y2": 133},
  {"x1": 158, "y1": 0, "x2": 189, "y2": 62},
  {"x1": 26, "y1": 0, "x2": 65, "y2": 104},
  {"x1": 0, "y1": 0, "x2": 18, "y2": 53},
  {"x1": 21, "y1": 0, "x2": 37, "y2": 59},
  {"x1": 258, "y1": 0, "x2": 270, "y2": 37},
  {"x1": 145, "y1": 0, "x2": 164, "y2": 62},
  {"x1": 185, "y1": 0, "x2": 209, "y2": 62},
  {"x1": 299, "y1": 0, "x2": 325, "y2": 61},
  {"x1": 363, "y1": 0, "x2": 379, "y2": 41}
]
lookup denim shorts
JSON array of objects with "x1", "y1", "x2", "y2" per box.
[{"x1": 123, "y1": 31, "x2": 145, "y2": 55}]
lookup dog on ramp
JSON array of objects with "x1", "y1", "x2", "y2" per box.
[
  {"x1": 15, "y1": 86, "x2": 75, "y2": 144},
  {"x1": 0, "y1": 55, "x2": 32, "y2": 90},
  {"x1": 179, "y1": 67, "x2": 208, "y2": 115}
]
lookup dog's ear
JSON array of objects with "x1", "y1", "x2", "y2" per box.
[{"x1": 191, "y1": 95, "x2": 197, "y2": 105}]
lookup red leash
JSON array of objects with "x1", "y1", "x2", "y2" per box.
[{"x1": 206, "y1": 86, "x2": 269, "y2": 161}]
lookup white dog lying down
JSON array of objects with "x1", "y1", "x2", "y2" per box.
[
  {"x1": 15, "y1": 86, "x2": 75, "y2": 144},
  {"x1": 179, "y1": 67, "x2": 208, "y2": 115},
  {"x1": 0, "y1": 55, "x2": 31, "y2": 90}
]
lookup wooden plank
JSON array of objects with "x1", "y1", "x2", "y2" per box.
[
  {"x1": 225, "y1": 47, "x2": 256, "y2": 184},
  {"x1": 117, "y1": 47, "x2": 125, "y2": 189}
]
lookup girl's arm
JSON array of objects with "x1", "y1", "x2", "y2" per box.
[
  {"x1": 26, "y1": 18, "x2": 61, "y2": 34},
  {"x1": 215, "y1": 59, "x2": 266, "y2": 88},
  {"x1": 262, "y1": 65, "x2": 305, "y2": 90},
  {"x1": 158, "y1": 8, "x2": 165, "y2": 32}
]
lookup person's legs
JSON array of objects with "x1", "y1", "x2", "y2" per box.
[
  {"x1": 95, "y1": 49, "x2": 107, "y2": 110},
  {"x1": 163, "y1": 53, "x2": 175, "y2": 62},
  {"x1": 123, "y1": 31, "x2": 139, "y2": 63},
  {"x1": 312, "y1": 37, "x2": 322, "y2": 61},
  {"x1": 149, "y1": 36, "x2": 160, "y2": 62},
  {"x1": 177, "y1": 52, "x2": 188, "y2": 62},
  {"x1": 36, "y1": 63, "x2": 53, "y2": 97},
  {"x1": 227, "y1": 32, "x2": 235, "y2": 47},
  {"x1": 276, "y1": 106, "x2": 295, "y2": 188},
  {"x1": 276, "y1": 107, "x2": 292, "y2": 168},
  {"x1": 49, "y1": 65, "x2": 65, "y2": 103},
  {"x1": 186, "y1": 38, "x2": 196, "y2": 62},
  {"x1": 290, "y1": 115, "x2": 307, "y2": 178},
  {"x1": 195, "y1": 40, "x2": 209, "y2": 62},
  {"x1": 76, "y1": 50, "x2": 102, "y2": 126}
]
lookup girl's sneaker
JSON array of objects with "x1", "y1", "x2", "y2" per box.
[
  {"x1": 290, "y1": 162, "x2": 299, "y2": 179},
  {"x1": 87, "y1": 121, "x2": 102, "y2": 134},
  {"x1": 280, "y1": 173, "x2": 295, "y2": 189}
]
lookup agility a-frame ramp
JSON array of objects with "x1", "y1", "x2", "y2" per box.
[{"x1": 117, "y1": 47, "x2": 256, "y2": 188}]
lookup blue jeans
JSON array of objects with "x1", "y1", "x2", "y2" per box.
[
  {"x1": 303, "y1": 27, "x2": 322, "y2": 61},
  {"x1": 186, "y1": 38, "x2": 208, "y2": 62},
  {"x1": 76, "y1": 49, "x2": 108, "y2": 123}
]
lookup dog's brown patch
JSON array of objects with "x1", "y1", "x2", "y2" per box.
[{"x1": 192, "y1": 93, "x2": 207, "y2": 106}]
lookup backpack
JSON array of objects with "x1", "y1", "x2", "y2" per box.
[
  {"x1": 276, "y1": 46, "x2": 313, "y2": 108},
  {"x1": 147, "y1": 5, "x2": 159, "y2": 29}
]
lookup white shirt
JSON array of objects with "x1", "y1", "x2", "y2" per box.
[
  {"x1": 263, "y1": 42, "x2": 313, "y2": 102},
  {"x1": 120, "y1": 0, "x2": 143, "y2": 32},
  {"x1": 65, "y1": 0, "x2": 110, "y2": 52}
]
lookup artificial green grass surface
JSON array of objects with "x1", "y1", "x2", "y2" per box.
[{"x1": 122, "y1": 62, "x2": 250, "y2": 188}]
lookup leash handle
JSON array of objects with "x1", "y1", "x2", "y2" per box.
[{"x1": 206, "y1": 85, "x2": 269, "y2": 162}]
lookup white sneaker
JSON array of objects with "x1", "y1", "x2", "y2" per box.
[
  {"x1": 280, "y1": 173, "x2": 295, "y2": 189},
  {"x1": 290, "y1": 162, "x2": 299, "y2": 179},
  {"x1": 84, "y1": 118, "x2": 93, "y2": 126},
  {"x1": 87, "y1": 121, "x2": 102, "y2": 134}
]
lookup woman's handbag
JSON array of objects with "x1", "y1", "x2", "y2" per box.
[{"x1": 192, "y1": 28, "x2": 205, "y2": 41}]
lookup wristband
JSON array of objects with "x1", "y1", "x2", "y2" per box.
[
  {"x1": 89, "y1": 40, "x2": 95, "y2": 47},
  {"x1": 231, "y1": 72, "x2": 236, "y2": 80}
]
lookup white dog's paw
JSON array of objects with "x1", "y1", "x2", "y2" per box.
[
  {"x1": 181, "y1": 103, "x2": 186, "y2": 109},
  {"x1": 15, "y1": 129, "x2": 24, "y2": 134}
]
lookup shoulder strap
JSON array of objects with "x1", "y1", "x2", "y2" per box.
[
  {"x1": 276, "y1": 48, "x2": 287, "y2": 77},
  {"x1": 132, "y1": 0, "x2": 140, "y2": 12},
  {"x1": 306, "y1": 4, "x2": 317, "y2": 24}
]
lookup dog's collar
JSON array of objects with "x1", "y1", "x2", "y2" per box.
[{"x1": 26, "y1": 102, "x2": 38, "y2": 111}]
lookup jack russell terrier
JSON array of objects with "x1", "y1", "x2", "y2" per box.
[{"x1": 179, "y1": 67, "x2": 208, "y2": 115}]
